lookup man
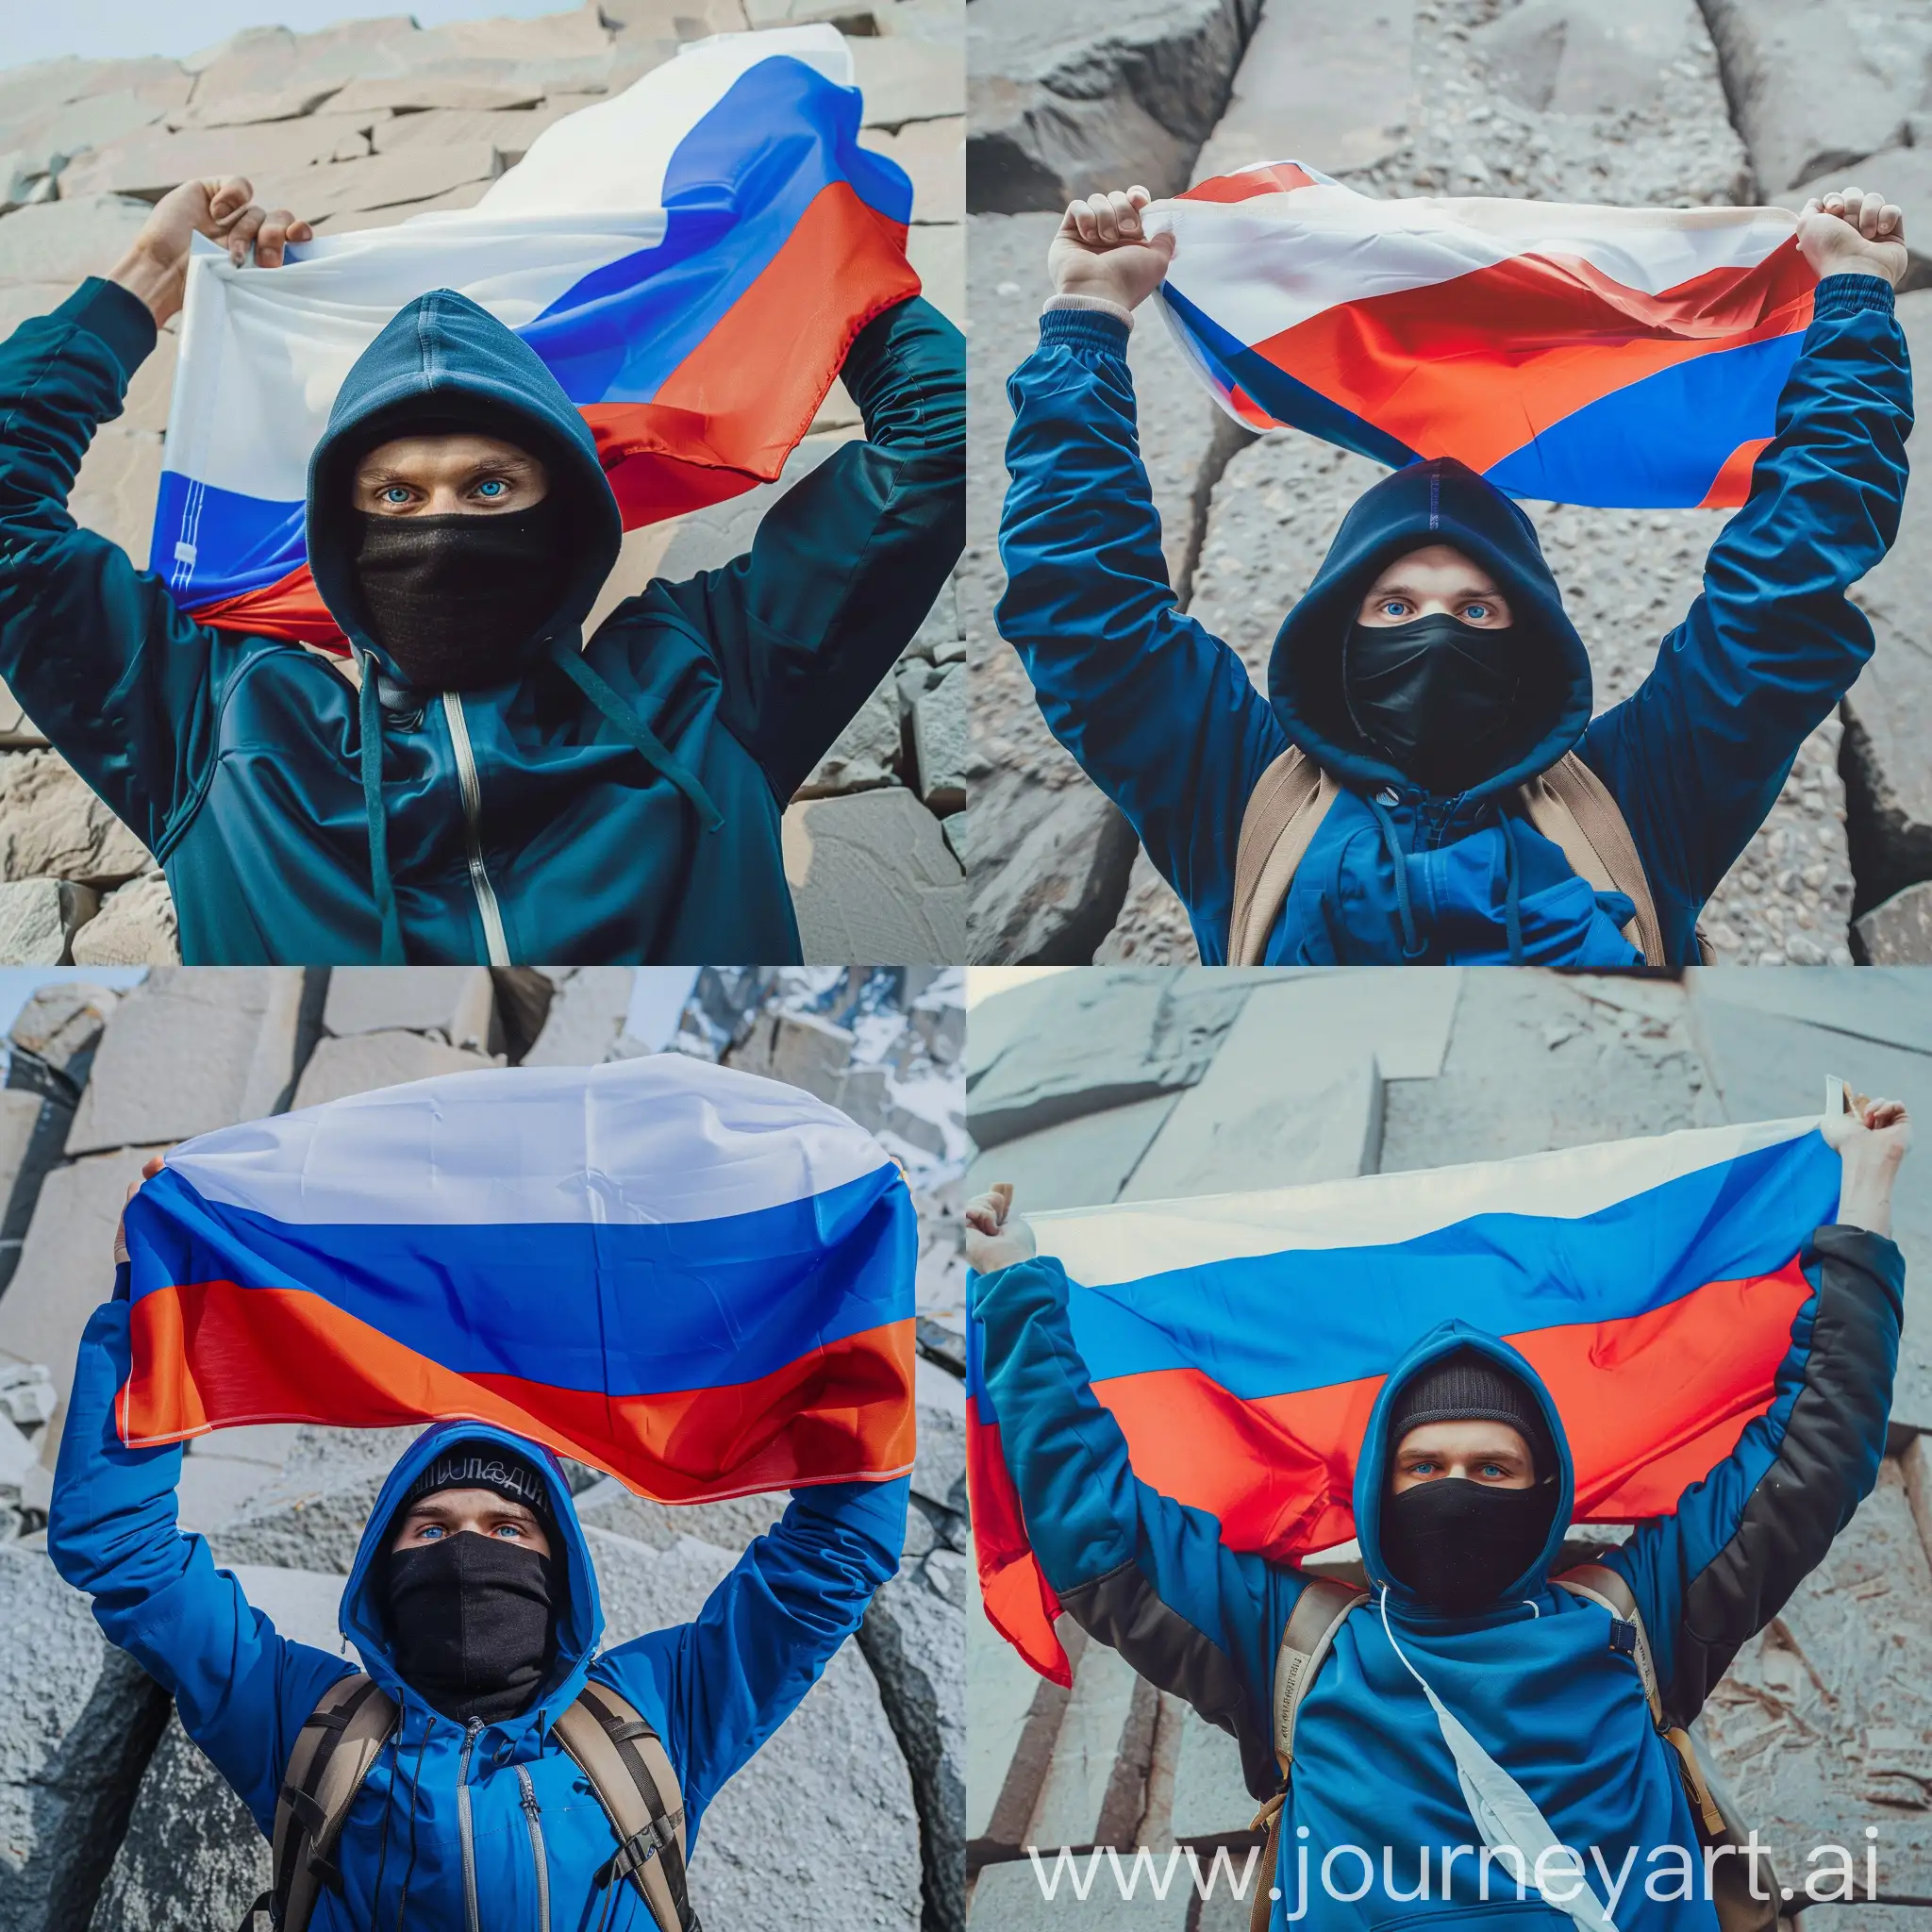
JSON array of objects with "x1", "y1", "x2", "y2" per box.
[
  {"x1": 994, "y1": 182, "x2": 1910, "y2": 964},
  {"x1": 965, "y1": 1090, "x2": 1910, "y2": 1927},
  {"x1": 47, "y1": 1157, "x2": 908, "y2": 1927},
  {"x1": 0, "y1": 174, "x2": 964, "y2": 963}
]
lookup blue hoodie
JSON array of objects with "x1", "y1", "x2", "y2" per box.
[
  {"x1": 995, "y1": 275, "x2": 1909, "y2": 965},
  {"x1": 0, "y1": 277, "x2": 962, "y2": 964},
  {"x1": 972, "y1": 1226, "x2": 1903, "y2": 1927},
  {"x1": 50, "y1": 1285, "x2": 908, "y2": 1929}
]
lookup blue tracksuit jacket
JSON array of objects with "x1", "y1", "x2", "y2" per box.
[
  {"x1": 49, "y1": 1284, "x2": 908, "y2": 1930},
  {"x1": 995, "y1": 275, "x2": 1910, "y2": 965},
  {"x1": 972, "y1": 1227, "x2": 1903, "y2": 1928}
]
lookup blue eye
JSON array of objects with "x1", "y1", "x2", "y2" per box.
[
  {"x1": 382, "y1": 486, "x2": 411, "y2": 505},
  {"x1": 476, "y1": 478, "x2": 507, "y2": 499},
  {"x1": 1464, "y1": 603, "x2": 1491, "y2": 621},
  {"x1": 420, "y1": 1524, "x2": 444, "y2": 1540},
  {"x1": 1381, "y1": 601, "x2": 1407, "y2": 619}
]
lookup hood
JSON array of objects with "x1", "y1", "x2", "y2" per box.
[
  {"x1": 306, "y1": 289, "x2": 623, "y2": 680},
  {"x1": 1352, "y1": 1321, "x2": 1574, "y2": 1614},
  {"x1": 1268, "y1": 458, "x2": 1594, "y2": 804},
  {"x1": 341, "y1": 1418, "x2": 605, "y2": 1737}
]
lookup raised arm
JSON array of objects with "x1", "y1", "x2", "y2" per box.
[
  {"x1": 0, "y1": 177, "x2": 310, "y2": 855},
  {"x1": 996, "y1": 190, "x2": 1290, "y2": 960},
  {"x1": 593, "y1": 1474, "x2": 908, "y2": 1838},
  {"x1": 965, "y1": 1186, "x2": 1291, "y2": 1795},
  {"x1": 1609, "y1": 1091, "x2": 1909, "y2": 1724},
  {"x1": 1581, "y1": 189, "x2": 1913, "y2": 914},
  {"x1": 658, "y1": 291, "x2": 965, "y2": 802}
]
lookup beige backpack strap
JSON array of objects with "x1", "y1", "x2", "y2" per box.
[
  {"x1": 1553, "y1": 1563, "x2": 1662, "y2": 1726},
  {"x1": 553, "y1": 1680, "x2": 694, "y2": 1932},
  {"x1": 1245, "y1": 1578, "x2": 1368, "y2": 1932},
  {"x1": 268, "y1": 1672, "x2": 397, "y2": 1932},
  {"x1": 1516, "y1": 754, "x2": 1667, "y2": 965},
  {"x1": 1230, "y1": 747, "x2": 1341, "y2": 966}
]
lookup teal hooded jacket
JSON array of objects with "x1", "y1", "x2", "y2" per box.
[{"x1": 0, "y1": 276, "x2": 963, "y2": 963}]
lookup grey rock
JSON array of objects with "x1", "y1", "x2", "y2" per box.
[
  {"x1": 0, "y1": 675, "x2": 48, "y2": 751},
  {"x1": 0, "y1": 1407, "x2": 34, "y2": 1489},
  {"x1": 58, "y1": 113, "x2": 382, "y2": 198},
  {"x1": 1697, "y1": 0, "x2": 1930, "y2": 192},
  {"x1": 1786, "y1": 146, "x2": 1932, "y2": 291},
  {"x1": 0, "y1": 1363, "x2": 57, "y2": 1433},
  {"x1": 897, "y1": 661, "x2": 939, "y2": 721},
  {"x1": 796, "y1": 671, "x2": 904, "y2": 798},
  {"x1": 0, "y1": 879, "x2": 98, "y2": 966},
  {"x1": 859, "y1": 1557, "x2": 967, "y2": 1932},
  {"x1": 729, "y1": 1008, "x2": 855, "y2": 1103},
  {"x1": 912, "y1": 1384, "x2": 966, "y2": 1524},
  {"x1": 912, "y1": 667, "x2": 967, "y2": 815},
  {"x1": 658, "y1": 434, "x2": 846, "y2": 579},
  {"x1": 0, "y1": 195, "x2": 152, "y2": 284},
  {"x1": 0, "y1": 1147, "x2": 171, "y2": 1444},
  {"x1": 212, "y1": 1473, "x2": 390, "y2": 1578},
  {"x1": 851, "y1": 31, "x2": 964, "y2": 128},
  {"x1": 68, "y1": 876, "x2": 178, "y2": 968},
  {"x1": 1093, "y1": 849, "x2": 1200, "y2": 966},
  {"x1": 963, "y1": 1096, "x2": 1179, "y2": 1214},
  {"x1": 906, "y1": 221, "x2": 964, "y2": 327},
  {"x1": 9, "y1": 980, "x2": 117, "y2": 1083},
  {"x1": 249, "y1": 144, "x2": 505, "y2": 225},
  {"x1": 322, "y1": 965, "x2": 500, "y2": 1053},
  {"x1": 860, "y1": 114, "x2": 964, "y2": 223},
  {"x1": 66, "y1": 969, "x2": 310, "y2": 1154},
  {"x1": 0, "y1": 1086, "x2": 69, "y2": 1289},
  {"x1": 289, "y1": 1030, "x2": 497, "y2": 1110},
  {"x1": 586, "y1": 1525, "x2": 924, "y2": 1927},
  {"x1": 0, "y1": 752, "x2": 149, "y2": 891},
  {"x1": 522, "y1": 966, "x2": 637, "y2": 1066},
  {"x1": 909, "y1": 985, "x2": 963, "y2": 1066},
  {"x1": 574, "y1": 1477, "x2": 783, "y2": 1553},
  {"x1": 0, "y1": 1545, "x2": 173, "y2": 1932},
  {"x1": 909, "y1": 579, "x2": 963, "y2": 661},
  {"x1": 966, "y1": 0, "x2": 1261, "y2": 210},
  {"x1": 782, "y1": 789, "x2": 968, "y2": 964},
  {"x1": 1855, "y1": 882, "x2": 1932, "y2": 965},
  {"x1": 940, "y1": 810, "x2": 966, "y2": 866}
]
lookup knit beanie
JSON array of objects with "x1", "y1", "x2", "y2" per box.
[
  {"x1": 395, "y1": 1438, "x2": 557, "y2": 1531},
  {"x1": 1387, "y1": 1348, "x2": 1553, "y2": 1476}
]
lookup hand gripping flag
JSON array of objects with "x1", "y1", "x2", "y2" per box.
[
  {"x1": 118, "y1": 1055, "x2": 917, "y2": 1501},
  {"x1": 155, "y1": 24, "x2": 919, "y2": 647},
  {"x1": 1146, "y1": 161, "x2": 1819, "y2": 511},
  {"x1": 969, "y1": 1105, "x2": 1842, "y2": 1682}
]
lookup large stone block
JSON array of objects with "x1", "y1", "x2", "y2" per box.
[
  {"x1": 966, "y1": 0, "x2": 1260, "y2": 210},
  {"x1": 1698, "y1": 0, "x2": 1930, "y2": 194},
  {"x1": 1854, "y1": 882, "x2": 1932, "y2": 965},
  {"x1": 728, "y1": 1008, "x2": 854, "y2": 1103},
  {"x1": 58, "y1": 114, "x2": 381, "y2": 198},
  {"x1": 0, "y1": 1546, "x2": 173, "y2": 1932},
  {"x1": 574, "y1": 1476, "x2": 783, "y2": 1553},
  {"x1": 0, "y1": 673, "x2": 48, "y2": 751},
  {"x1": 783, "y1": 788, "x2": 968, "y2": 963},
  {"x1": 68, "y1": 424, "x2": 162, "y2": 564},
  {"x1": 0, "y1": 751, "x2": 150, "y2": 890},
  {"x1": 522, "y1": 966, "x2": 637, "y2": 1066},
  {"x1": 290, "y1": 1030, "x2": 497, "y2": 1110},
  {"x1": 247, "y1": 143, "x2": 505, "y2": 225},
  {"x1": 964, "y1": 1096, "x2": 1178, "y2": 1214},
  {"x1": 0, "y1": 195, "x2": 152, "y2": 285},
  {"x1": 66, "y1": 969, "x2": 310, "y2": 1154},
  {"x1": 68, "y1": 874, "x2": 179, "y2": 967},
  {"x1": 850, "y1": 32, "x2": 964, "y2": 128},
  {"x1": 586, "y1": 1525, "x2": 924, "y2": 1925},
  {"x1": 862, "y1": 115, "x2": 964, "y2": 222},
  {"x1": 656, "y1": 432, "x2": 847, "y2": 578},
  {"x1": 912, "y1": 665, "x2": 967, "y2": 815},
  {"x1": 9, "y1": 980, "x2": 118, "y2": 1084},
  {"x1": 0, "y1": 878, "x2": 98, "y2": 966},
  {"x1": 322, "y1": 965, "x2": 499, "y2": 1053},
  {"x1": 326, "y1": 74, "x2": 545, "y2": 114},
  {"x1": 906, "y1": 220, "x2": 964, "y2": 326},
  {"x1": 368, "y1": 103, "x2": 574, "y2": 160}
]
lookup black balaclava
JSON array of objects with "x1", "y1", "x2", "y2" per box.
[
  {"x1": 352, "y1": 494, "x2": 569, "y2": 693},
  {"x1": 1342, "y1": 612, "x2": 1523, "y2": 796},
  {"x1": 381, "y1": 1440, "x2": 563, "y2": 1724},
  {"x1": 1380, "y1": 1349, "x2": 1558, "y2": 1615}
]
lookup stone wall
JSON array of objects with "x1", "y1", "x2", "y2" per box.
[
  {"x1": 966, "y1": 0, "x2": 1928, "y2": 966},
  {"x1": 0, "y1": 961, "x2": 967, "y2": 1932},
  {"x1": 0, "y1": 0, "x2": 967, "y2": 966},
  {"x1": 962, "y1": 967, "x2": 1932, "y2": 1922}
]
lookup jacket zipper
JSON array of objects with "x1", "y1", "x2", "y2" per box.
[
  {"x1": 516, "y1": 1764, "x2": 552, "y2": 1932},
  {"x1": 441, "y1": 691, "x2": 513, "y2": 967},
  {"x1": 458, "y1": 1719, "x2": 484, "y2": 1932}
]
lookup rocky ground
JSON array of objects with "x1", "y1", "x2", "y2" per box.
[
  {"x1": 964, "y1": 0, "x2": 1932, "y2": 966},
  {"x1": 961, "y1": 966, "x2": 1932, "y2": 1923},
  {"x1": 0, "y1": 0, "x2": 967, "y2": 967},
  {"x1": 0, "y1": 961, "x2": 967, "y2": 1932}
]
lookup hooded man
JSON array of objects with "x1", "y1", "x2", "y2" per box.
[
  {"x1": 993, "y1": 183, "x2": 1910, "y2": 965},
  {"x1": 963, "y1": 1089, "x2": 1910, "y2": 1929},
  {"x1": 0, "y1": 174, "x2": 963, "y2": 965},
  {"x1": 46, "y1": 1159, "x2": 908, "y2": 1928}
]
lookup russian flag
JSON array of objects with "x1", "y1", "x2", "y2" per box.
[
  {"x1": 1148, "y1": 162, "x2": 1818, "y2": 510},
  {"x1": 118, "y1": 1056, "x2": 917, "y2": 1502},
  {"x1": 969, "y1": 1108, "x2": 1841, "y2": 1683},
  {"x1": 155, "y1": 25, "x2": 920, "y2": 649}
]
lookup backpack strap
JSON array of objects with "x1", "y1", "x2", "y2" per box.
[
  {"x1": 553, "y1": 1680, "x2": 697, "y2": 1932},
  {"x1": 1517, "y1": 754, "x2": 1668, "y2": 966},
  {"x1": 265, "y1": 1672, "x2": 397, "y2": 1932},
  {"x1": 1230, "y1": 747, "x2": 1341, "y2": 966},
  {"x1": 1246, "y1": 1578, "x2": 1370, "y2": 1932}
]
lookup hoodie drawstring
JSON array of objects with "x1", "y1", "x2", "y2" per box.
[
  {"x1": 1499, "y1": 812, "x2": 1525, "y2": 966},
  {"x1": 549, "y1": 637, "x2": 724, "y2": 832},
  {"x1": 358, "y1": 658, "x2": 408, "y2": 965},
  {"x1": 1366, "y1": 792, "x2": 1427, "y2": 960}
]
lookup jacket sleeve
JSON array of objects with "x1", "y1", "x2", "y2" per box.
[
  {"x1": 661, "y1": 293, "x2": 964, "y2": 803},
  {"x1": 973, "y1": 1255, "x2": 1291, "y2": 1796},
  {"x1": 995, "y1": 311, "x2": 1289, "y2": 962},
  {"x1": 593, "y1": 1474, "x2": 907, "y2": 1837},
  {"x1": 45, "y1": 1286, "x2": 355, "y2": 1837},
  {"x1": 0, "y1": 279, "x2": 227, "y2": 856},
  {"x1": 1580, "y1": 275, "x2": 1912, "y2": 914},
  {"x1": 1608, "y1": 1226, "x2": 1903, "y2": 1725}
]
